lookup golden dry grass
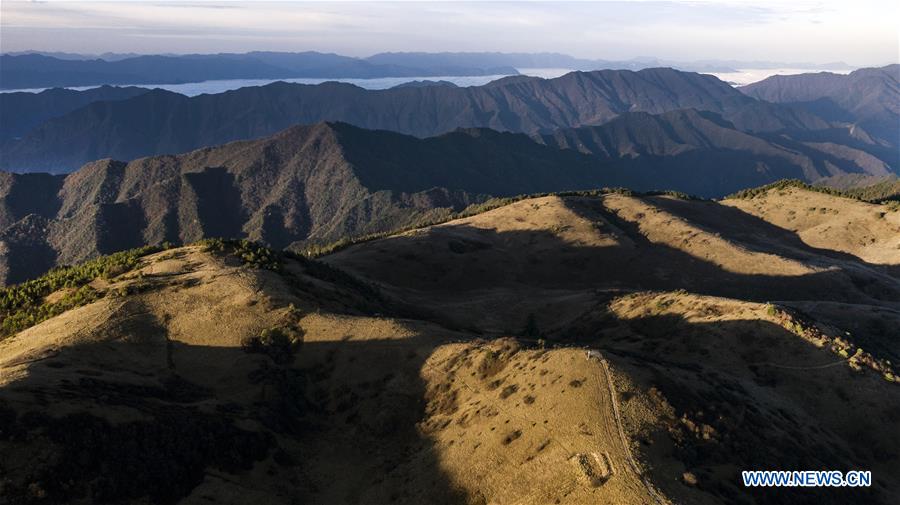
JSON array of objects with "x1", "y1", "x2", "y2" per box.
[
  {"x1": 1, "y1": 189, "x2": 898, "y2": 505},
  {"x1": 723, "y1": 186, "x2": 900, "y2": 265}
]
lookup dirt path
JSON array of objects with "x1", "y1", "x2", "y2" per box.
[{"x1": 591, "y1": 351, "x2": 672, "y2": 505}]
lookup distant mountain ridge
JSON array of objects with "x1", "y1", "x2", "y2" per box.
[
  {"x1": 0, "y1": 116, "x2": 892, "y2": 284},
  {"x1": 0, "y1": 52, "x2": 518, "y2": 90},
  {"x1": 0, "y1": 85, "x2": 150, "y2": 141},
  {"x1": 536, "y1": 109, "x2": 893, "y2": 186},
  {"x1": 5, "y1": 49, "x2": 859, "y2": 78},
  {"x1": 1, "y1": 67, "x2": 858, "y2": 173},
  {"x1": 364, "y1": 51, "x2": 739, "y2": 73},
  {"x1": 740, "y1": 65, "x2": 900, "y2": 146}
]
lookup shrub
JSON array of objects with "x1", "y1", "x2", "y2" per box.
[
  {"x1": 501, "y1": 430, "x2": 522, "y2": 445},
  {"x1": 0, "y1": 245, "x2": 161, "y2": 338},
  {"x1": 199, "y1": 239, "x2": 281, "y2": 271},
  {"x1": 842, "y1": 179, "x2": 900, "y2": 203},
  {"x1": 242, "y1": 327, "x2": 303, "y2": 364},
  {"x1": 655, "y1": 298, "x2": 674, "y2": 311},
  {"x1": 726, "y1": 178, "x2": 900, "y2": 205},
  {"x1": 499, "y1": 384, "x2": 519, "y2": 399},
  {"x1": 644, "y1": 190, "x2": 700, "y2": 200}
]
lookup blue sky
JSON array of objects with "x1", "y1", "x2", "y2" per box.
[{"x1": 1, "y1": 1, "x2": 897, "y2": 65}]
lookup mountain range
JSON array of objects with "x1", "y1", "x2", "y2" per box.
[
  {"x1": 0, "y1": 115, "x2": 896, "y2": 285},
  {"x1": 0, "y1": 52, "x2": 518, "y2": 90},
  {"x1": 363, "y1": 51, "x2": 742, "y2": 73},
  {"x1": 1, "y1": 42, "x2": 899, "y2": 505},
  {"x1": 4, "y1": 50, "x2": 864, "y2": 90},
  {"x1": 0, "y1": 64, "x2": 897, "y2": 284},
  {"x1": 741, "y1": 65, "x2": 900, "y2": 147},
  {"x1": 0, "y1": 85, "x2": 149, "y2": 141},
  {"x1": 3, "y1": 66, "x2": 896, "y2": 174}
]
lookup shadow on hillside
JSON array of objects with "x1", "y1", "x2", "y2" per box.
[
  {"x1": 0, "y1": 173, "x2": 66, "y2": 226},
  {"x1": 0, "y1": 328, "x2": 466, "y2": 505},
  {"x1": 773, "y1": 125, "x2": 900, "y2": 170},
  {"x1": 0, "y1": 232, "x2": 58, "y2": 285},
  {"x1": 640, "y1": 195, "x2": 895, "y2": 266},
  {"x1": 7, "y1": 301, "x2": 895, "y2": 505},
  {"x1": 331, "y1": 199, "x2": 900, "y2": 308},
  {"x1": 313, "y1": 199, "x2": 900, "y2": 498},
  {"x1": 568, "y1": 311, "x2": 898, "y2": 505},
  {"x1": 588, "y1": 195, "x2": 900, "y2": 283},
  {"x1": 2, "y1": 195, "x2": 899, "y2": 504},
  {"x1": 594, "y1": 150, "x2": 809, "y2": 198},
  {"x1": 96, "y1": 200, "x2": 150, "y2": 255},
  {"x1": 183, "y1": 167, "x2": 249, "y2": 241},
  {"x1": 1, "y1": 258, "x2": 898, "y2": 505}
]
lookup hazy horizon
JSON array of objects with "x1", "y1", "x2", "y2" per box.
[
  {"x1": 2, "y1": 49, "x2": 892, "y2": 69},
  {"x1": 2, "y1": 1, "x2": 898, "y2": 67}
]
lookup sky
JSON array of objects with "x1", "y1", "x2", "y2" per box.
[{"x1": 1, "y1": 1, "x2": 897, "y2": 66}]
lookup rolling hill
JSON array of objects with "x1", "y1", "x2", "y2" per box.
[{"x1": 0, "y1": 185, "x2": 897, "y2": 505}]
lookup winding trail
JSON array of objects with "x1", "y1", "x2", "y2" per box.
[{"x1": 591, "y1": 351, "x2": 672, "y2": 505}]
